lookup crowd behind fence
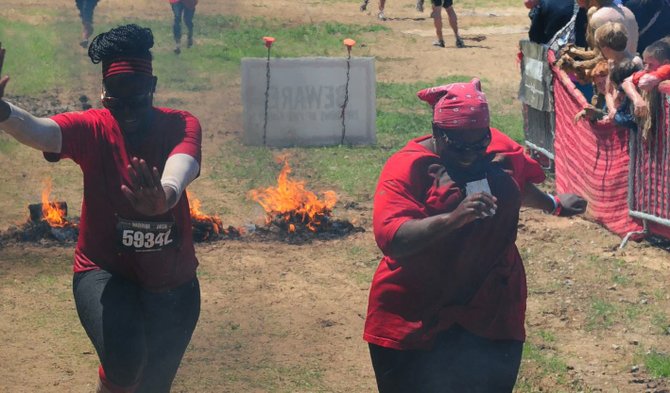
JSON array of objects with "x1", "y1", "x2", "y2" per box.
[{"x1": 519, "y1": 40, "x2": 670, "y2": 244}]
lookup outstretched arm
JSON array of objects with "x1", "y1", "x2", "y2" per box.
[
  {"x1": 621, "y1": 75, "x2": 648, "y2": 118},
  {"x1": 0, "y1": 43, "x2": 61, "y2": 153},
  {"x1": 522, "y1": 182, "x2": 587, "y2": 217}
]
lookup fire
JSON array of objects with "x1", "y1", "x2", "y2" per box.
[
  {"x1": 40, "y1": 179, "x2": 68, "y2": 227},
  {"x1": 187, "y1": 191, "x2": 223, "y2": 234},
  {"x1": 248, "y1": 158, "x2": 338, "y2": 232}
]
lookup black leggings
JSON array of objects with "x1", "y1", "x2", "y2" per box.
[
  {"x1": 171, "y1": 3, "x2": 195, "y2": 42},
  {"x1": 73, "y1": 269, "x2": 200, "y2": 393},
  {"x1": 369, "y1": 325, "x2": 523, "y2": 393},
  {"x1": 75, "y1": 0, "x2": 99, "y2": 25}
]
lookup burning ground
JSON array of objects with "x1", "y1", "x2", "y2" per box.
[
  {"x1": 3, "y1": 2, "x2": 670, "y2": 391},
  {"x1": 1, "y1": 160, "x2": 363, "y2": 247}
]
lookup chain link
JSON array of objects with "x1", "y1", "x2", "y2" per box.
[
  {"x1": 340, "y1": 52, "x2": 351, "y2": 145},
  {"x1": 262, "y1": 47, "x2": 271, "y2": 146}
]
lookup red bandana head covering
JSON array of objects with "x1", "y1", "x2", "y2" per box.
[
  {"x1": 416, "y1": 78, "x2": 490, "y2": 129},
  {"x1": 102, "y1": 57, "x2": 153, "y2": 79}
]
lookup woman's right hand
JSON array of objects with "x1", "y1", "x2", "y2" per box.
[{"x1": 449, "y1": 192, "x2": 497, "y2": 228}]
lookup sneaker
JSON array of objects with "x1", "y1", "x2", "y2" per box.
[
  {"x1": 79, "y1": 40, "x2": 89, "y2": 49},
  {"x1": 455, "y1": 37, "x2": 465, "y2": 48},
  {"x1": 174, "y1": 47, "x2": 181, "y2": 55},
  {"x1": 433, "y1": 39, "x2": 445, "y2": 48},
  {"x1": 416, "y1": 0, "x2": 424, "y2": 12},
  {"x1": 359, "y1": 1, "x2": 367, "y2": 11},
  {"x1": 377, "y1": 10, "x2": 386, "y2": 20},
  {"x1": 187, "y1": 37, "x2": 193, "y2": 48}
]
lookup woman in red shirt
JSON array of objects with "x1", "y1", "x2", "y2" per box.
[
  {"x1": 169, "y1": 0, "x2": 199, "y2": 54},
  {"x1": 364, "y1": 79, "x2": 586, "y2": 392},
  {"x1": 0, "y1": 24, "x2": 202, "y2": 393}
]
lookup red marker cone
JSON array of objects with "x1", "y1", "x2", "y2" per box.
[
  {"x1": 343, "y1": 38, "x2": 356, "y2": 56},
  {"x1": 263, "y1": 36, "x2": 276, "y2": 49}
]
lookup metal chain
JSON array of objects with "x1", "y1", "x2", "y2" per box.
[
  {"x1": 262, "y1": 47, "x2": 271, "y2": 146},
  {"x1": 340, "y1": 52, "x2": 351, "y2": 145}
]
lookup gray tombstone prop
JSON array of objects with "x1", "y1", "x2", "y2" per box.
[{"x1": 241, "y1": 57, "x2": 376, "y2": 147}]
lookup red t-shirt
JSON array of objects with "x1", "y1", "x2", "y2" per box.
[
  {"x1": 364, "y1": 129, "x2": 545, "y2": 350},
  {"x1": 47, "y1": 107, "x2": 202, "y2": 292},
  {"x1": 632, "y1": 64, "x2": 670, "y2": 86}
]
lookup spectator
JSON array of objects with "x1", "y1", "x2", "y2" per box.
[
  {"x1": 586, "y1": 0, "x2": 638, "y2": 54},
  {"x1": 76, "y1": 0, "x2": 100, "y2": 48},
  {"x1": 170, "y1": 0, "x2": 198, "y2": 54},
  {"x1": 594, "y1": 21, "x2": 642, "y2": 66},
  {"x1": 622, "y1": 38, "x2": 670, "y2": 118},
  {"x1": 622, "y1": 38, "x2": 670, "y2": 139},
  {"x1": 360, "y1": 0, "x2": 426, "y2": 20},
  {"x1": 621, "y1": 0, "x2": 670, "y2": 54},
  {"x1": 607, "y1": 58, "x2": 642, "y2": 129},
  {"x1": 431, "y1": 0, "x2": 464, "y2": 48},
  {"x1": 525, "y1": 0, "x2": 575, "y2": 45}
]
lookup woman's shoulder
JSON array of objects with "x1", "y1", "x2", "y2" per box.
[
  {"x1": 51, "y1": 108, "x2": 113, "y2": 129},
  {"x1": 381, "y1": 139, "x2": 439, "y2": 184}
]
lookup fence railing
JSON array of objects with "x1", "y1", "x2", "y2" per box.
[
  {"x1": 519, "y1": 40, "x2": 555, "y2": 164},
  {"x1": 623, "y1": 94, "x2": 670, "y2": 246},
  {"x1": 522, "y1": 47, "x2": 670, "y2": 246}
]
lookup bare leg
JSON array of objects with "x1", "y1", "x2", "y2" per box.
[
  {"x1": 446, "y1": 5, "x2": 464, "y2": 47},
  {"x1": 416, "y1": 0, "x2": 424, "y2": 12},
  {"x1": 377, "y1": 0, "x2": 386, "y2": 19},
  {"x1": 432, "y1": 6, "x2": 445, "y2": 46}
]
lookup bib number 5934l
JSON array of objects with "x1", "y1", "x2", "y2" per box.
[
  {"x1": 121, "y1": 229, "x2": 173, "y2": 248},
  {"x1": 117, "y1": 218, "x2": 178, "y2": 252}
]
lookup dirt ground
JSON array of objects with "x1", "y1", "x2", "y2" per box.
[{"x1": 2, "y1": 1, "x2": 670, "y2": 392}]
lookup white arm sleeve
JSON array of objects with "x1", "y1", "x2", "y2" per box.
[
  {"x1": 0, "y1": 102, "x2": 62, "y2": 153},
  {"x1": 161, "y1": 153, "x2": 200, "y2": 204}
]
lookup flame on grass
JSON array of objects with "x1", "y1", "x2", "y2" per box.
[
  {"x1": 40, "y1": 179, "x2": 68, "y2": 227},
  {"x1": 187, "y1": 191, "x2": 224, "y2": 236},
  {"x1": 248, "y1": 158, "x2": 338, "y2": 232}
]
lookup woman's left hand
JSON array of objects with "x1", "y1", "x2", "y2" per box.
[
  {"x1": 556, "y1": 193, "x2": 587, "y2": 217},
  {"x1": 121, "y1": 156, "x2": 169, "y2": 216}
]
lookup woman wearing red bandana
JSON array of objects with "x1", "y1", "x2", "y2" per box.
[
  {"x1": 0, "y1": 24, "x2": 201, "y2": 393},
  {"x1": 364, "y1": 79, "x2": 586, "y2": 392}
]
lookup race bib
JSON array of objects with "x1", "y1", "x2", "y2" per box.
[{"x1": 116, "y1": 218, "x2": 179, "y2": 252}]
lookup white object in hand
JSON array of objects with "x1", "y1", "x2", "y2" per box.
[{"x1": 465, "y1": 178, "x2": 495, "y2": 216}]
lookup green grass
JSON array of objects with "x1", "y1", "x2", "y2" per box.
[
  {"x1": 585, "y1": 298, "x2": 617, "y2": 331},
  {"x1": 536, "y1": 329, "x2": 556, "y2": 343},
  {"x1": 1, "y1": 15, "x2": 525, "y2": 200},
  {"x1": 651, "y1": 312, "x2": 670, "y2": 335},
  {"x1": 99, "y1": 15, "x2": 389, "y2": 92},
  {"x1": 521, "y1": 342, "x2": 569, "y2": 385},
  {"x1": 1, "y1": 14, "x2": 388, "y2": 93},
  {"x1": 642, "y1": 350, "x2": 670, "y2": 378},
  {"x1": 0, "y1": 19, "x2": 81, "y2": 95},
  {"x1": 0, "y1": 136, "x2": 20, "y2": 155}
]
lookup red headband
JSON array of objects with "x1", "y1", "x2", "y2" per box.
[
  {"x1": 102, "y1": 57, "x2": 153, "y2": 79},
  {"x1": 417, "y1": 78, "x2": 490, "y2": 129}
]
